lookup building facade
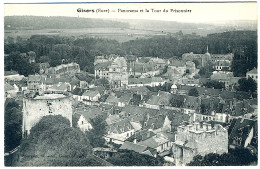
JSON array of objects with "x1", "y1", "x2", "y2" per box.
[{"x1": 172, "y1": 122, "x2": 228, "y2": 166}]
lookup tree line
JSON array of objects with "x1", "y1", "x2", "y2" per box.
[{"x1": 4, "y1": 30, "x2": 257, "y2": 77}]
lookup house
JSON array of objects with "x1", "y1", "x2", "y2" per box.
[
  {"x1": 211, "y1": 71, "x2": 234, "y2": 88},
  {"x1": 94, "y1": 56, "x2": 128, "y2": 88},
  {"x1": 38, "y1": 62, "x2": 50, "y2": 74},
  {"x1": 5, "y1": 83, "x2": 19, "y2": 98},
  {"x1": 82, "y1": 90, "x2": 101, "y2": 102},
  {"x1": 172, "y1": 122, "x2": 228, "y2": 166},
  {"x1": 138, "y1": 133, "x2": 172, "y2": 156},
  {"x1": 71, "y1": 87, "x2": 86, "y2": 102},
  {"x1": 105, "y1": 119, "x2": 136, "y2": 144},
  {"x1": 128, "y1": 77, "x2": 152, "y2": 88},
  {"x1": 45, "y1": 63, "x2": 80, "y2": 78},
  {"x1": 106, "y1": 114, "x2": 121, "y2": 125},
  {"x1": 117, "y1": 93, "x2": 133, "y2": 107},
  {"x1": 27, "y1": 74, "x2": 47, "y2": 92},
  {"x1": 73, "y1": 113, "x2": 93, "y2": 132},
  {"x1": 47, "y1": 82, "x2": 71, "y2": 92},
  {"x1": 73, "y1": 105, "x2": 107, "y2": 122},
  {"x1": 214, "y1": 60, "x2": 231, "y2": 71},
  {"x1": 144, "y1": 91, "x2": 173, "y2": 109},
  {"x1": 4, "y1": 71, "x2": 25, "y2": 82},
  {"x1": 120, "y1": 141, "x2": 157, "y2": 157},
  {"x1": 27, "y1": 51, "x2": 36, "y2": 63},
  {"x1": 246, "y1": 67, "x2": 257, "y2": 82}
]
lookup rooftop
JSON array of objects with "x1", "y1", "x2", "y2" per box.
[{"x1": 34, "y1": 94, "x2": 67, "y2": 100}]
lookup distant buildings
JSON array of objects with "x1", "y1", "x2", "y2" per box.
[
  {"x1": 182, "y1": 46, "x2": 233, "y2": 70},
  {"x1": 45, "y1": 63, "x2": 80, "y2": 78},
  {"x1": 95, "y1": 55, "x2": 128, "y2": 88}
]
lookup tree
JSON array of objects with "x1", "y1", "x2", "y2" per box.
[
  {"x1": 86, "y1": 115, "x2": 107, "y2": 148},
  {"x1": 238, "y1": 77, "x2": 257, "y2": 92},
  {"x1": 198, "y1": 62, "x2": 214, "y2": 78},
  {"x1": 49, "y1": 51, "x2": 61, "y2": 67},
  {"x1": 204, "y1": 80, "x2": 225, "y2": 89},
  {"x1": 187, "y1": 148, "x2": 257, "y2": 166},
  {"x1": 193, "y1": 60, "x2": 200, "y2": 68},
  {"x1": 188, "y1": 88, "x2": 199, "y2": 97},
  {"x1": 4, "y1": 100, "x2": 22, "y2": 152},
  {"x1": 13, "y1": 115, "x2": 94, "y2": 166},
  {"x1": 106, "y1": 149, "x2": 164, "y2": 166},
  {"x1": 93, "y1": 78, "x2": 110, "y2": 89}
]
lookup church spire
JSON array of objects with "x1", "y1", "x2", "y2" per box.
[{"x1": 206, "y1": 45, "x2": 209, "y2": 53}]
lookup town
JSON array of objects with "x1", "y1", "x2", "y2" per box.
[
  {"x1": 4, "y1": 42, "x2": 258, "y2": 166},
  {"x1": 3, "y1": 3, "x2": 258, "y2": 165}
]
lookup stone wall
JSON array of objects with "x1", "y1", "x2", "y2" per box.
[{"x1": 22, "y1": 94, "x2": 73, "y2": 136}]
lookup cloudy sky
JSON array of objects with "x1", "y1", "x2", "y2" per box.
[{"x1": 4, "y1": 1, "x2": 257, "y2": 23}]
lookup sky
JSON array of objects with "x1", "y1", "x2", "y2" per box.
[{"x1": 4, "y1": 2, "x2": 258, "y2": 23}]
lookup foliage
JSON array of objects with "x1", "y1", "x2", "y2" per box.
[
  {"x1": 170, "y1": 97, "x2": 184, "y2": 108},
  {"x1": 86, "y1": 115, "x2": 107, "y2": 148},
  {"x1": 147, "y1": 82, "x2": 172, "y2": 92},
  {"x1": 4, "y1": 100, "x2": 22, "y2": 152},
  {"x1": 106, "y1": 149, "x2": 164, "y2": 166},
  {"x1": 4, "y1": 51, "x2": 39, "y2": 76},
  {"x1": 188, "y1": 88, "x2": 199, "y2": 97},
  {"x1": 204, "y1": 80, "x2": 225, "y2": 89},
  {"x1": 187, "y1": 148, "x2": 257, "y2": 166},
  {"x1": 198, "y1": 62, "x2": 214, "y2": 78},
  {"x1": 93, "y1": 78, "x2": 110, "y2": 89},
  {"x1": 13, "y1": 115, "x2": 93, "y2": 166},
  {"x1": 238, "y1": 77, "x2": 257, "y2": 92},
  {"x1": 4, "y1": 30, "x2": 257, "y2": 77}
]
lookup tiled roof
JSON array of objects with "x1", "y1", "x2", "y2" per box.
[
  {"x1": 5, "y1": 83, "x2": 15, "y2": 91},
  {"x1": 4, "y1": 70, "x2": 19, "y2": 76},
  {"x1": 105, "y1": 93, "x2": 120, "y2": 104},
  {"x1": 128, "y1": 78, "x2": 152, "y2": 85},
  {"x1": 120, "y1": 141, "x2": 148, "y2": 153},
  {"x1": 108, "y1": 119, "x2": 134, "y2": 134},
  {"x1": 28, "y1": 74, "x2": 46, "y2": 82},
  {"x1": 139, "y1": 134, "x2": 169, "y2": 148},
  {"x1": 128, "y1": 86, "x2": 150, "y2": 93},
  {"x1": 47, "y1": 82, "x2": 69, "y2": 92},
  {"x1": 211, "y1": 71, "x2": 233, "y2": 81},
  {"x1": 72, "y1": 88, "x2": 86, "y2": 96},
  {"x1": 95, "y1": 61, "x2": 112, "y2": 70},
  {"x1": 90, "y1": 86, "x2": 105, "y2": 95},
  {"x1": 169, "y1": 59, "x2": 185, "y2": 67},
  {"x1": 82, "y1": 90, "x2": 100, "y2": 97},
  {"x1": 74, "y1": 106, "x2": 106, "y2": 122},
  {"x1": 106, "y1": 114, "x2": 120, "y2": 125}
]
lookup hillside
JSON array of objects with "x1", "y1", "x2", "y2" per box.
[{"x1": 4, "y1": 16, "x2": 130, "y2": 29}]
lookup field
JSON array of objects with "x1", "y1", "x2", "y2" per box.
[{"x1": 4, "y1": 27, "x2": 169, "y2": 43}]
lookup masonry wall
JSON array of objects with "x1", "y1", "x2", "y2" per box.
[{"x1": 22, "y1": 95, "x2": 72, "y2": 136}]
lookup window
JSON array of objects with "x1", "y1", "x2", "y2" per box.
[{"x1": 82, "y1": 121, "x2": 84, "y2": 125}]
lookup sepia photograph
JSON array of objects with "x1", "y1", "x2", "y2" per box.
[{"x1": 3, "y1": 0, "x2": 258, "y2": 167}]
